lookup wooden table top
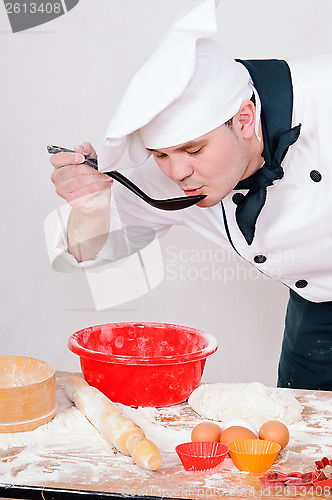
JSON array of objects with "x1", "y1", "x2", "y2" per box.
[{"x1": 0, "y1": 372, "x2": 332, "y2": 500}]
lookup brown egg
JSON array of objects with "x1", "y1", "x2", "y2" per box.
[
  {"x1": 258, "y1": 420, "x2": 289, "y2": 449},
  {"x1": 220, "y1": 426, "x2": 257, "y2": 444},
  {"x1": 191, "y1": 422, "x2": 222, "y2": 442}
]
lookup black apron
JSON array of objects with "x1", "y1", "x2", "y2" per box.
[
  {"x1": 278, "y1": 291, "x2": 332, "y2": 391},
  {"x1": 223, "y1": 60, "x2": 332, "y2": 391}
]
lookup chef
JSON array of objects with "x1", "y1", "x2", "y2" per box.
[{"x1": 49, "y1": 0, "x2": 332, "y2": 391}]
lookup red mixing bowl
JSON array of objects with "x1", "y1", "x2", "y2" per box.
[{"x1": 68, "y1": 322, "x2": 217, "y2": 407}]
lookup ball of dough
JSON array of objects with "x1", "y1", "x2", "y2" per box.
[{"x1": 188, "y1": 382, "x2": 302, "y2": 427}]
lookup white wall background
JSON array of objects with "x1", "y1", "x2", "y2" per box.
[{"x1": 1, "y1": 0, "x2": 332, "y2": 386}]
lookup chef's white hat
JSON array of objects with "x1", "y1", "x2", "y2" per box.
[{"x1": 98, "y1": 0, "x2": 252, "y2": 172}]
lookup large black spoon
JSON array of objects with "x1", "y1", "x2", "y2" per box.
[{"x1": 47, "y1": 145, "x2": 206, "y2": 211}]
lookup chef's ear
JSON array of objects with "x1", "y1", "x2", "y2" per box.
[{"x1": 235, "y1": 100, "x2": 256, "y2": 140}]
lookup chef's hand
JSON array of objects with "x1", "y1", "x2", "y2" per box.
[
  {"x1": 50, "y1": 141, "x2": 113, "y2": 216},
  {"x1": 50, "y1": 142, "x2": 112, "y2": 262}
]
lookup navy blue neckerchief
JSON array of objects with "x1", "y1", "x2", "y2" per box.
[{"x1": 228, "y1": 59, "x2": 301, "y2": 245}]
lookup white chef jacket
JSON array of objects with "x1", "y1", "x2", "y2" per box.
[{"x1": 47, "y1": 53, "x2": 332, "y2": 303}]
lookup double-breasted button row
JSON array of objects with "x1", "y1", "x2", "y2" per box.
[
  {"x1": 252, "y1": 254, "x2": 308, "y2": 289},
  {"x1": 232, "y1": 193, "x2": 310, "y2": 290},
  {"x1": 232, "y1": 170, "x2": 322, "y2": 207}
]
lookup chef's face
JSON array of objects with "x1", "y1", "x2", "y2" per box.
[{"x1": 148, "y1": 101, "x2": 263, "y2": 208}]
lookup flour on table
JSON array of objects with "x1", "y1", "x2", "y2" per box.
[
  {"x1": 0, "y1": 379, "x2": 190, "y2": 486},
  {"x1": 188, "y1": 382, "x2": 302, "y2": 427},
  {"x1": 118, "y1": 404, "x2": 190, "y2": 453}
]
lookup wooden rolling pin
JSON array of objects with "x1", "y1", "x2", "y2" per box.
[{"x1": 63, "y1": 376, "x2": 162, "y2": 470}]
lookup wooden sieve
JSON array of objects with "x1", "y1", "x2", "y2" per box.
[{"x1": 0, "y1": 356, "x2": 56, "y2": 433}]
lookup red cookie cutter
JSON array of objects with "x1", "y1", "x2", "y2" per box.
[{"x1": 260, "y1": 457, "x2": 332, "y2": 494}]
